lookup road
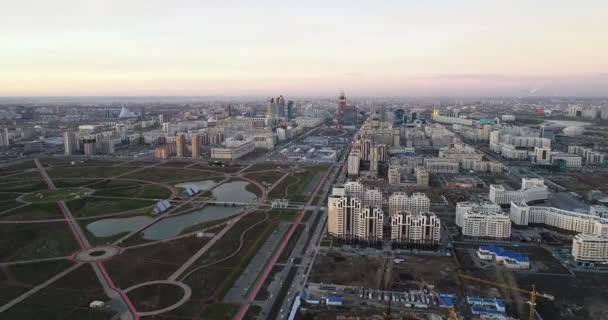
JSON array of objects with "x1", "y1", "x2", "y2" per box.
[{"x1": 233, "y1": 163, "x2": 334, "y2": 320}]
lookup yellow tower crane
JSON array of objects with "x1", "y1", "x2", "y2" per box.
[{"x1": 458, "y1": 274, "x2": 555, "y2": 320}]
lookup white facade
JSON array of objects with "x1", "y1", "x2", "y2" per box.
[
  {"x1": 389, "y1": 192, "x2": 430, "y2": 215},
  {"x1": 210, "y1": 137, "x2": 255, "y2": 160},
  {"x1": 388, "y1": 165, "x2": 400, "y2": 186},
  {"x1": 347, "y1": 153, "x2": 360, "y2": 176},
  {"x1": 572, "y1": 234, "x2": 608, "y2": 264},
  {"x1": 456, "y1": 202, "x2": 510, "y2": 238},
  {"x1": 363, "y1": 188, "x2": 383, "y2": 208},
  {"x1": 489, "y1": 178, "x2": 548, "y2": 205},
  {"x1": 391, "y1": 212, "x2": 441, "y2": 244},
  {"x1": 510, "y1": 202, "x2": 608, "y2": 236}
]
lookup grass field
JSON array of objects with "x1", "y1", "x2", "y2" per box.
[
  {"x1": 0, "y1": 222, "x2": 79, "y2": 261},
  {"x1": 181, "y1": 212, "x2": 277, "y2": 303},
  {"x1": 0, "y1": 203, "x2": 64, "y2": 221},
  {"x1": 47, "y1": 166, "x2": 135, "y2": 179},
  {"x1": 66, "y1": 197, "x2": 155, "y2": 217},
  {"x1": 0, "y1": 264, "x2": 113, "y2": 320},
  {"x1": 0, "y1": 259, "x2": 74, "y2": 304},
  {"x1": 123, "y1": 167, "x2": 223, "y2": 183}
]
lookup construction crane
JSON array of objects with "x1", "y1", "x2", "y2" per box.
[
  {"x1": 420, "y1": 278, "x2": 458, "y2": 320},
  {"x1": 458, "y1": 274, "x2": 555, "y2": 320}
]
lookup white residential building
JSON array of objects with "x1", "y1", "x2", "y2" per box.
[
  {"x1": 388, "y1": 165, "x2": 400, "y2": 186},
  {"x1": 363, "y1": 188, "x2": 383, "y2": 208},
  {"x1": 347, "y1": 153, "x2": 360, "y2": 176},
  {"x1": 391, "y1": 211, "x2": 441, "y2": 247},
  {"x1": 510, "y1": 202, "x2": 608, "y2": 236},
  {"x1": 389, "y1": 192, "x2": 430, "y2": 215},
  {"x1": 456, "y1": 202, "x2": 511, "y2": 238},
  {"x1": 572, "y1": 234, "x2": 608, "y2": 264}
]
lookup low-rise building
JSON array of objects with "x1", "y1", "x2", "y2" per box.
[{"x1": 477, "y1": 245, "x2": 530, "y2": 269}]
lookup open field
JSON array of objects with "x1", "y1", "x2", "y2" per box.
[
  {"x1": 0, "y1": 202, "x2": 64, "y2": 220},
  {"x1": 0, "y1": 259, "x2": 74, "y2": 304},
  {"x1": 47, "y1": 166, "x2": 136, "y2": 179},
  {"x1": 0, "y1": 222, "x2": 79, "y2": 261},
  {"x1": 0, "y1": 264, "x2": 113, "y2": 320},
  {"x1": 122, "y1": 167, "x2": 223, "y2": 183},
  {"x1": 310, "y1": 250, "x2": 386, "y2": 289},
  {"x1": 66, "y1": 197, "x2": 155, "y2": 218}
]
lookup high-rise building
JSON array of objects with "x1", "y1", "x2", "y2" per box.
[
  {"x1": 0, "y1": 128, "x2": 9, "y2": 147},
  {"x1": 287, "y1": 100, "x2": 296, "y2": 119},
  {"x1": 388, "y1": 192, "x2": 430, "y2": 215},
  {"x1": 191, "y1": 134, "x2": 201, "y2": 159},
  {"x1": 534, "y1": 146, "x2": 551, "y2": 165},
  {"x1": 415, "y1": 167, "x2": 429, "y2": 187},
  {"x1": 347, "y1": 153, "x2": 360, "y2": 176},
  {"x1": 176, "y1": 133, "x2": 186, "y2": 158},
  {"x1": 363, "y1": 188, "x2": 383, "y2": 207},
  {"x1": 388, "y1": 165, "x2": 400, "y2": 186},
  {"x1": 82, "y1": 137, "x2": 96, "y2": 157},
  {"x1": 327, "y1": 195, "x2": 362, "y2": 241},
  {"x1": 338, "y1": 91, "x2": 347, "y2": 113},
  {"x1": 63, "y1": 131, "x2": 79, "y2": 155},
  {"x1": 370, "y1": 146, "x2": 379, "y2": 178},
  {"x1": 361, "y1": 139, "x2": 372, "y2": 161},
  {"x1": 359, "y1": 206, "x2": 384, "y2": 243},
  {"x1": 391, "y1": 211, "x2": 441, "y2": 249}
]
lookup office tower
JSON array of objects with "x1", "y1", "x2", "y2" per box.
[
  {"x1": 191, "y1": 134, "x2": 201, "y2": 159},
  {"x1": 338, "y1": 91, "x2": 347, "y2": 113},
  {"x1": 276, "y1": 95, "x2": 286, "y2": 118},
  {"x1": 176, "y1": 133, "x2": 186, "y2": 158},
  {"x1": 410, "y1": 111, "x2": 418, "y2": 122},
  {"x1": 287, "y1": 100, "x2": 296, "y2": 119}
]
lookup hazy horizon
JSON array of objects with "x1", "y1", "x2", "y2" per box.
[{"x1": 2, "y1": 0, "x2": 607, "y2": 97}]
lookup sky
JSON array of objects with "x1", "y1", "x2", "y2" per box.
[{"x1": 1, "y1": 0, "x2": 607, "y2": 97}]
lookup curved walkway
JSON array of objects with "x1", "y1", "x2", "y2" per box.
[{"x1": 124, "y1": 280, "x2": 192, "y2": 317}]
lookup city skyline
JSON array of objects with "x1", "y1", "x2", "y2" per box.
[{"x1": 2, "y1": 0, "x2": 608, "y2": 96}]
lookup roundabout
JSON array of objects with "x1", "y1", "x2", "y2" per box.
[{"x1": 73, "y1": 245, "x2": 122, "y2": 262}]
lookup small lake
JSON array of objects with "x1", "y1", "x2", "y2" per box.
[
  {"x1": 86, "y1": 216, "x2": 153, "y2": 238},
  {"x1": 175, "y1": 179, "x2": 218, "y2": 191},
  {"x1": 85, "y1": 205, "x2": 243, "y2": 241},
  {"x1": 211, "y1": 180, "x2": 257, "y2": 203},
  {"x1": 141, "y1": 205, "x2": 242, "y2": 240}
]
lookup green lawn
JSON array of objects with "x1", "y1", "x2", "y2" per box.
[
  {"x1": 47, "y1": 166, "x2": 135, "y2": 179},
  {"x1": 269, "y1": 209, "x2": 300, "y2": 222},
  {"x1": 66, "y1": 197, "x2": 155, "y2": 217},
  {"x1": 123, "y1": 167, "x2": 223, "y2": 183},
  {"x1": 0, "y1": 203, "x2": 63, "y2": 221},
  {"x1": 94, "y1": 183, "x2": 172, "y2": 199}
]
